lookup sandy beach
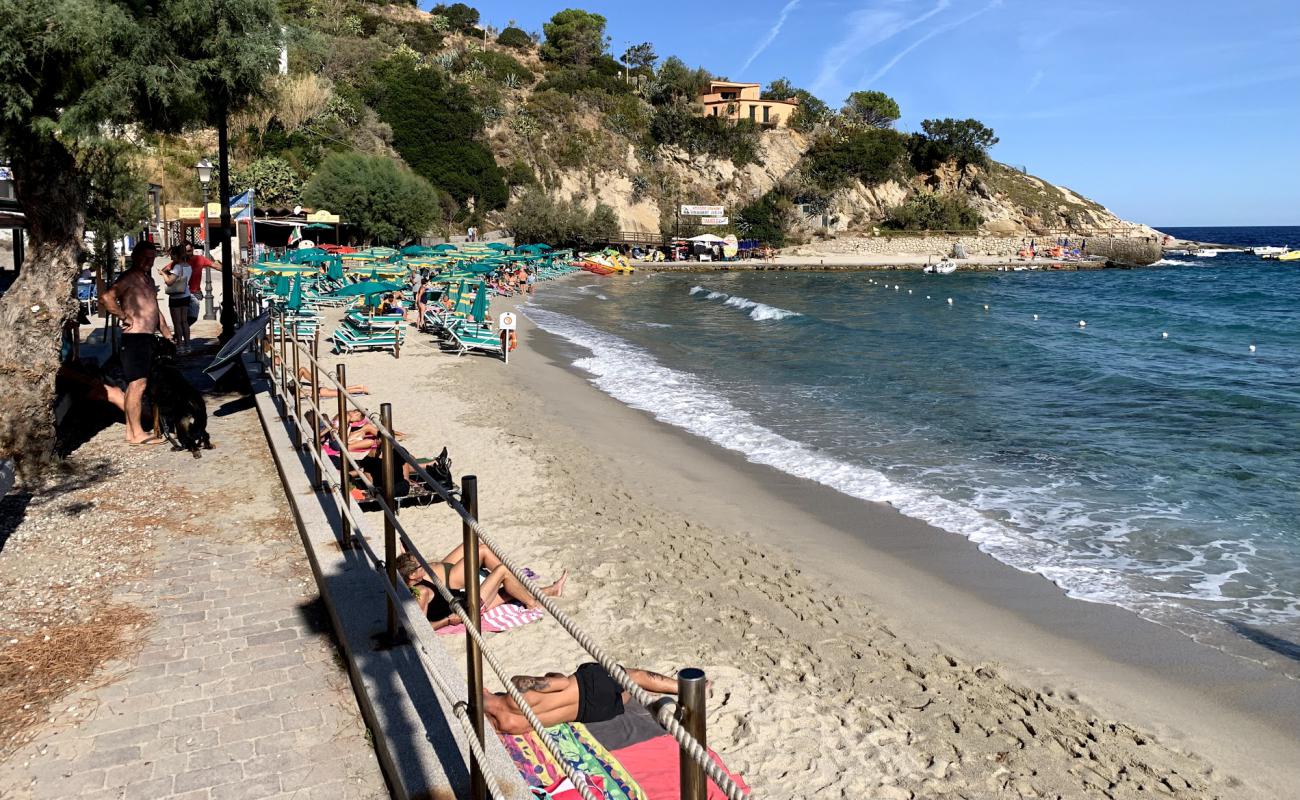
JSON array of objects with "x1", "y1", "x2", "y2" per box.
[{"x1": 321, "y1": 281, "x2": 1299, "y2": 799}]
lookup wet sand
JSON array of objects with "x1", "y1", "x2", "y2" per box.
[{"x1": 331, "y1": 287, "x2": 1299, "y2": 799}]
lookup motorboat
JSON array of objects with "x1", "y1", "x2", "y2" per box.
[
  {"x1": 924, "y1": 261, "x2": 958, "y2": 274},
  {"x1": 1278, "y1": 250, "x2": 1299, "y2": 262},
  {"x1": 1251, "y1": 246, "x2": 1289, "y2": 258}
]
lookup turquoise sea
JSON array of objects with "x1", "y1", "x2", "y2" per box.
[{"x1": 526, "y1": 227, "x2": 1300, "y2": 666}]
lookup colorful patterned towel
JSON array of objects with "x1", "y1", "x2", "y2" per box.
[
  {"x1": 436, "y1": 602, "x2": 544, "y2": 635},
  {"x1": 500, "y1": 723, "x2": 644, "y2": 800}
]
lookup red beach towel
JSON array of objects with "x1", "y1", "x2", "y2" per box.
[{"x1": 612, "y1": 736, "x2": 749, "y2": 800}]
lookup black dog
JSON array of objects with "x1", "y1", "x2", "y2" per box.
[{"x1": 147, "y1": 339, "x2": 213, "y2": 457}]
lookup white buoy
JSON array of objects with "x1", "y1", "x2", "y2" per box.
[
  {"x1": 1162, "y1": 332, "x2": 1168, "y2": 339},
  {"x1": 908, "y1": 289, "x2": 913, "y2": 294},
  {"x1": 1249, "y1": 344, "x2": 1256, "y2": 353},
  {"x1": 1078, "y1": 320, "x2": 1086, "y2": 328},
  {"x1": 983, "y1": 304, "x2": 990, "y2": 311},
  {"x1": 926, "y1": 295, "x2": 931, "y2": 300},
  {"x1": 947, "y1": 298, "x2": 954, "y2": 305},
  {"x1": 1033, "y1": 314, "x2": 1039, "y2": 320}
]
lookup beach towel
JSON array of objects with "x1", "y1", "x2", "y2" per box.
[
  {"x1": 501, "y1": 724, "x2": 644, "y2": 800},
  {"x1": 536, "y1": 775, "x2": 606, "y2": 800},
  {"x1": 612, "y1": 735, "x2": 749, "y2": 800},
  {"x1": 436, "y1": 602, "x2": 544, "y2": 635}
]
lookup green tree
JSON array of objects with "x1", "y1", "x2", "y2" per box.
[
  {"x1": 913, "y1": 117, "x2": 999, "y2": 169},
  {"x1": 496, "y1": 25, "x2": 532, "y2": 50},
  {"x1": 805, "y1": 128, "x2": 908, "y2": 191},
  {"x1": 763, "y1": 78, "x2": 829, "y2": 133},
  {"x1": 233, "y1": 157, "x2": 303, "y2": 207},
  {"x1": 622, "y1": 41, "x2": 658, "y2": 72},
  {"x1": 504, "y1": 188, "x2": 618, "y2": 246},
  {"x1": 0, "y1": 0, "x2": 280, "y2": 473},
  {"x1": 649, "y1": 56, "x2": 712, "y2": 105},
  {"x1": 841, "y1": 90, "x2": 900, "y2": 129},
  {"x1": 367, "y1": 54, "x2": 507, "y2": 210},
  {"x1": 429, "y1": 3, "x2": 479, "y2": 33},
  {"x1": 303, "y1": 153, "x2": 440, "y2": 244},
  {"x1": 736, "y1": 190, "x2": 796, "y2": 247},
  {"x1": 541, "y1": 8, "x2": 608, "y2": 67}
]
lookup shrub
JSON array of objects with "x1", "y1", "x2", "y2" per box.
[
  {"x1": 504, "y1": 188, "x2": 619, "y2": 246},
  {"x1": 804, "y1": 128, "x2": 908, "y2": 191},
  {"x1": 504, "y1": 159, "x2": 537, "y2": 187},
  {"x1": 496, "y1": 26, "x2": 532, "y2": 50},
  {"x1": 463, "y1": 49, "x2": 533, "y2": 86},
  {"x1": 367, "y1": 54, "x2": 508, "y2": 210},
  {"x1": 649, "y1": 104, "x2": 761, "y2": 166},
  {"x1": 233, "y1": 157, "x2": 303, "y2": 207},
  {"x1": 882, "y1": 192, "x2": 982, "y2": 231},
  {"x1": 274, "y1": 73, "x2": 333, "y2": 132},
  {"x1": 649, "y1": 56, "x2": 712, "y2": 105},
  {"x1": 535, "y1": 66, "x2": 631, "y2": 96},
  {"x1": 736, "y1": 190, "x2": 795, "y2": 247},
  {"x1": 303, "y1": 153, "x2": 441, "y2": 244}
]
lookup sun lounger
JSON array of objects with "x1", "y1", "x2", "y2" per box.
[
  {"x1": 444, "y1": 318, "x2": 504, "y2": 359},
  {"x1": 331, "y1": 320, "x2": 405, "y2": 356}
]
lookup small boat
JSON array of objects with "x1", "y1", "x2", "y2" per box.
[
  {"x1": 1192, "y1": 250, "x2": 1217, "y2": 257},
  {"x1": 1251, "y1": 246, "x2": 1289, "y2": 257},
  {"x1": 924, "y1": 261, "x2": 958, "y2": 274},
  {"x1": 1278, "y1": 250, "x2": 1300, "y2": 262}
]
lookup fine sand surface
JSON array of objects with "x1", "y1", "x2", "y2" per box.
[{"x1": 321, "y1": 286, "x2": 1298, "y2": 799}]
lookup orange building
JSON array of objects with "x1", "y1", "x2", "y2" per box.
[{"x1": 697, "y1": 80, "x2": 799, "y2": 127}]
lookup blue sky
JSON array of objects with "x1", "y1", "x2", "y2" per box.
[{"x1": 460, "y1": 1, "x2": 1300, "y2": 226}]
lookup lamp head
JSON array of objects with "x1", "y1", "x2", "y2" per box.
[{"x1": 195, "y1": 158, "x2": 213, "y2": 185}]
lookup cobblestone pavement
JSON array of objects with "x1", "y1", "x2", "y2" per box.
[{"x1": 0, "y1": 350, "x2": 389, "y2": 800}]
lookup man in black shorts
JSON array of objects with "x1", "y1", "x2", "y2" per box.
[
  {"x1": 101, "y1": 241, "x2": 172, "y2": 445},
  {"x1": 483, "y1": 662, "x2": 680, "y2": 734}
]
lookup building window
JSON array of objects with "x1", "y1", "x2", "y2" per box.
[
  {"x1": 712, "y1": 106, "x2": 718, "y2": 116},
  {"x1": 762, "y1": 106, "x2": 771, "y2": 123}
]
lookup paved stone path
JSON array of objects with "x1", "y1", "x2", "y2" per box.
[{"x1": 0, "y1": 333, "x2": 389, "y2": 800}]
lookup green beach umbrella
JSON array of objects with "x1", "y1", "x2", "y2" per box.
[
  {"x1": 470, "y1": 282, "x2": 489, "y2": 323},
  {"x1": 273, "y1": 274, "x2": 291, "y2": 296},
  {"x1": 286, "y1": 277, "x2": 303, "y2": 311},
  {"x1": 485, "y1": 241, "x2": 511, "y2": 251},
  {"x1": 326, "y1": 280, "x2": 404, "y2": 298},
  {"x1": 326, "y1": 261, "x2": 345, "y2": 281},
  {"x1": 432, "y1": 243, "x2": 457, "y2": 252}
]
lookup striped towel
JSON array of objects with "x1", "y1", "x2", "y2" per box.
[{"x1": 437, "y1": 602, "x2": 544, "y2": 635}]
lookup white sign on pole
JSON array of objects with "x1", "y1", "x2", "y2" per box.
[
  {"x1": 680, "y1": 204, "x2": 725, "y2": 217},
  {"x1": 700, "y1": 216, "x2": 729, "y2": 226},
  {"x1": 498, "y1": 312, "x2": 517, "y2": 331}
]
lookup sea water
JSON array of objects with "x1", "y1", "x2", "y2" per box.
[{"x1": 526, "y1": 227, "x2": 1300, "y2": 669}]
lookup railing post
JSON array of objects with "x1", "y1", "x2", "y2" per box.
[
  {"x1": 462, "y1": 475, "x2": 486, "y2": 800},
  {"x1": 310, "y1": 333, "x2": 323, "y2": 490},
  {"x1": 380, "y1": 403, "x2": 399, "y2": 644},
  {"x1": 336, "y1": 363, "x2": 351, "y2": 547},
  {"x1": 677, "y1": 667, "x2": 708, "y2": 800},
  {"x1": 290, "y1": 328, "x2": 302, "y2": 448}
]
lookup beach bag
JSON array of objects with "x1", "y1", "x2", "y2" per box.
[{"x1": 187, "y1": 296, "x2": 200, "y2": 325}]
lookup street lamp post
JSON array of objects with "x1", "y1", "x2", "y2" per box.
[{"x1": 195, "y1": 158, "x2": 216, "y2": 320}]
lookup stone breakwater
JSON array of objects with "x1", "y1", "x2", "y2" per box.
[{"x1": 792, "y1": 234, "x2": 1162, "y2": 265}]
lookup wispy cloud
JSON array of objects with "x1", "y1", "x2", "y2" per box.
[
  {"x1": 861, "y1": 0, "x2": 1004, "y2": 85},
  {"x1": 1027, "y1": 69, "x2": 1045, "y2": 92},
  {"x1": 740, "y1": 0, "x2": 803, "y2": 72},
  {"x1": 810, "y1": 0, "x2": 952, "y2": 99}
]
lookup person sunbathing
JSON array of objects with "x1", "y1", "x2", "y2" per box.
[
  {"x1": 297, "y1": 366, "x2": 369, "y2": 398},
  {"x1": 396, "y1": 552, "x2": 565, "y2": 631},
  {"x1": 483, "y1": 663, "x2": 679, "y2": 734}
]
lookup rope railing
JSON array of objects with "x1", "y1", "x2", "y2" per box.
[{"x1": 247, "y1": 287, "x2": 748, "y2": 800}]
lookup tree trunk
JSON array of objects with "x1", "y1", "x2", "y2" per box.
[{"x1": 0, "y1": 133, "x2": 88, "y2": 478}]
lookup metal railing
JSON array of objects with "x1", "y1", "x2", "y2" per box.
[{"x1": 238, "y1": 280, "x2": 749, "y2": 800}]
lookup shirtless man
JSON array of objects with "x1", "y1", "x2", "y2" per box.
[
  {"x1": 100, "y1": 241, "x2": 171, "y2": 444},
  {"x1": 483, "y1": 663, "x2": 678, "y2": 734}
]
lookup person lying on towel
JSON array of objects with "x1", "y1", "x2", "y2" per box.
[{"x1": 484, "y1": 663, "x2": 678, "y2": 734}]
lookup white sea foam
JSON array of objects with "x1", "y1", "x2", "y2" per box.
[
  {"x1": 523, "y1": 306, "x2": 1137, "y2": 606},
  {"x1": 694, "y1": 288, "x2": 802, "y2": 321},
  {"x1": 1154, "y1": 258, "x2": 1197, "y2": 266}
]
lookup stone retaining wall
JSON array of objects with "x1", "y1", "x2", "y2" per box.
[{"x1": 794, "y1": 234, "x2": 1161, "y2": 264}]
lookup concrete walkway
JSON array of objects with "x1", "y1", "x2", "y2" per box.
[{"x1": 0, "y1": 317, "x2": 389, "y2": 799}]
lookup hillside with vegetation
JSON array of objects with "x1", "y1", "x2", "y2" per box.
[{"x1": 147, "y1": 1, "x2": 1151, "y2": 248}]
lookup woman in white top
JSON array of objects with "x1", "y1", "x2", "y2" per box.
[{"x1": 163, "y1": 245, "x2": 194, "y2": 353}]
